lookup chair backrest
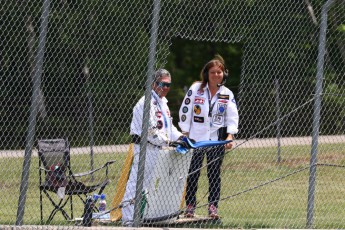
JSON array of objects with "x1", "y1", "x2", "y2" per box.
[
  {"x1": 38, "y1": 139, "x2": 70, "y2": 168},
  {"x1": 38, "y1": 139, "x2": 70, "y2": 187}
]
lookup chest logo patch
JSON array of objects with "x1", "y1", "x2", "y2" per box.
[
  {"x1": 155, "y1": 111, "x2": 162, "y2": 118},
  {"x1": 197, "y1": 89, "x2": 204, "y2": 95},
  {"x1": 194, "y1": 105, "x2": 201, "y2": 115},
  {"x1": 212, "y1": 114, "x2": 223, "y2": 125},
  {"x1": 217, "y1": 104, "x2": 227, "y2": 114},
  {"x1": 218, "y1": 99, "x2": 228, "y2": 103},
  {"x1": 194, "y1": 97, "x2": 205, "y2": 105},
  {"x1": 218, "y1": 94, "x2": 229, "y2": 100},
  {"x1": 194, "y1": 116, "x2": 204, "y2": 123},
  {"x1": 156, "y1": 120, "x2": 163, "y2": 129}
]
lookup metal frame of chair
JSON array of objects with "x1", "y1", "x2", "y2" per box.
[{"x1": 38, "y1": 139, "x2": 115, "y2": 223}]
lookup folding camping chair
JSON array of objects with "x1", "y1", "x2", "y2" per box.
[{"x1": 38, "y1": 139, "x2": 115, "y2": 223}]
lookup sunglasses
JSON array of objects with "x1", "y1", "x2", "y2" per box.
[{"x1": 156, "y1": 82, "x2": 171, "y2": 88}]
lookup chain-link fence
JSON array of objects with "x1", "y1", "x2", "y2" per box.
[{"x1": 0, "y1": 0, "x2": 344, "y2": 229}]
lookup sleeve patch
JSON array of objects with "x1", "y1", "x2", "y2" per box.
[{"x1": 182, "y1": 106, "x2": 189, "y2": 113}]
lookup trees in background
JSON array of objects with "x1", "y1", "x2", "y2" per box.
[{"x1": 0, "y1": 0, "x2": 343, "y2": 148}]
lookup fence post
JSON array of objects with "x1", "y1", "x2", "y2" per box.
[
  {"x1": 306, "y1": 0, "x2": 334, "y2": 228},
  {"x1": 274, "y1": 78, "x2": 281, "y2": 163},
  {"x1": 16, "y1": 0, "x2": 51, "y2": 225},
  {"x1": 83, "y1": 66, "x2": 95, "y2": 179},
  {"x1": 133, "y1": 0, "x2": 161, "y2": 227}
]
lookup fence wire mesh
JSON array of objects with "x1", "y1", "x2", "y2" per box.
[{"x1": 0, "y1": 0, "x2": 344, "y2": 229}]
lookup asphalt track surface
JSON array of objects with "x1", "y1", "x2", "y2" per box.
[{"x1": 1, "y1": 135, "x2": 344, "y2": 158}]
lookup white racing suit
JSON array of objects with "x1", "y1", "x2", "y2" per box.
[
  {"x1": 178, "y1": 82, "x2": 239, "y2": 208},
  {"x1": 122, "y1": 90, "x2": 182, "y2": 225},
  {"x1": 178, "y1": 82, "x2": 239, "y2": 141}
]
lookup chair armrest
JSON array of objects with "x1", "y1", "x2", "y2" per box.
[
  {"x1": 39, "y1": 167, "x2": 52, "y2": 172},
  {"x1": 103, "y1": 160, "x2": 116, "y2": 167},
  {"x1": 72, "y1": 160, "x2": 116, "y2": 177}
]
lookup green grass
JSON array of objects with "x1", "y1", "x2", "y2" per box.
[
  {"x1": 1, "y1": 143, "x2": 345, "y2": 228},
  {"x1": 0, "y1": 152, "x2": 126, "y2": 226}
]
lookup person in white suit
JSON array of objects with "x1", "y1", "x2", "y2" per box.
[
  {"x1": 178, "y1": 55, "x2": 239, "y2": 219},
  {"x1": 122, "y1": 69, "x2": 183, "y2": 226}
]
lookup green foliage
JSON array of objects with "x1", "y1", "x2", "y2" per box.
[
  {"x1": 1, "y1": 0, "x2": 344, "y2": 149},
  {"x1": 336, "y1": 24, "x2": 345, "y2": 32}
]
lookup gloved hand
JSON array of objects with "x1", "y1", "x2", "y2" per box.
[
  {"x1": 169, "y1": 136, "x2": 196, "y2": 148},
  {"x1": 187, "y1": 137, "x2": 196, "y2": 144},
  {"x1": 169, "y1": 140, "x2": 188, "y2": 148}
]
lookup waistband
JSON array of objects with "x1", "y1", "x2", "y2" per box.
[{"x1": 131, "y1": 135, "x2": 162, "y2": 149}]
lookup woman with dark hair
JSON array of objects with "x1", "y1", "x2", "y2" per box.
[{"x1": 178, "y1": 55, "x2": 239, "y2": 219}]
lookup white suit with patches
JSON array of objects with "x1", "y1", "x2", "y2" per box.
[
  {"x1": 178, "y1": 82, "x2": 239, "y2": 209},
  {"x1": 122, "y1": 90, "x2": 182, "y2": 225},
  {"x1": 178, "y1": 82, "x2": 239, "y2": 141}
]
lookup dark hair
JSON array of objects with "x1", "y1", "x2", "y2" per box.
[{"x1": 199, "y1": 54, "x2": 227, "y2": 91}]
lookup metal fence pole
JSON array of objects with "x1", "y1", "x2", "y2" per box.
[
  {"x1": 16, "y1": 0, "x2": 51, "y2": 225},
  {"x1": 133, "y1": 0, "x2": 161, "y2": 227},
  {"x1": 275, "y1": 78, "x2": 281, "y2": 163},
  {"x1": 306, "y1": 0, "x2": 334, "y2": 228},
  {"x1": 83, "y1": 66, "x2": 95, "y2": 179}
]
